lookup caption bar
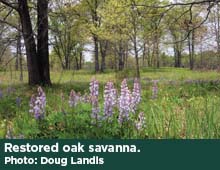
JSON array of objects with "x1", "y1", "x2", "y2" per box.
[{"x1": 4, "y1": 142, "x2": 141, "y2": 167}]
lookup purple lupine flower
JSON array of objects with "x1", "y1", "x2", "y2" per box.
[
  {"x1": 37, "y1": 87, "x2": 46, "y2": 109},
  {"x1": 90, "y1": 95, "x2": 102, "y2": 124},
  {"x1": 0, "y1": 90, "x2": 3, "y2": 99},
  {"x1": 103, "y1": 81, "x2": 117, "y2": 119},
  {"x1": 29, "y1": 95, "x2": 35, "y2": 113},
  {"x1": 89, "y1": 79, "x2": 101, "y2": 122},
  {"x1": 152, "y1": 80, "x2": 159, "y2": 99},
  {"x1": 135, "y1": 112, "x2": 146, "y2": 131},
  {"x1": 16, "y1": 97, "x2": 21, "y2": 107},
  {"x1": 118, "y1": 79, "x2": 132, "y2": 124},
  {"x1": 131, "y1": 79, "x2": 141, "y2": 112},
  {"x1": 69, "y1": 90, "x2": 80, "y2": 107},
  {"x1": 29, "y1": 87, "x2": 46, "y2": 120},
  {"x1": 90, "y1": 79, "x2": 99, "y2": 97},
  {"x1": 81, "y1": 93, "x2": 90, "y2": 103}
]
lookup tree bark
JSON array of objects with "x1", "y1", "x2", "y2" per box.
[
  {"x1": 191, "y1": 29, "x2": 195, "y2": 69},
  {"x1": 100, "y1": 40, "x2": 108, "y2": 72},
  {"x1": 142, "y1": 41, "x2": 146, "y2": 67},
  {"x1": 174, "y1": 44, "x2": 182, "y2": 67},
  {"x1": 155, "y1": 32, "x2": 160, "y2": 68},
  {"x1": 1, "y1": 0, "x2": 51, "y2": 85},
  {"x1": 134, "y1": 37, "x2": 140, "y2": 78},
  {"x1": 18, "y1": 0, "x2": 40, "y2": 85},
  {"x1": 118, "y1": 42, "x2": 124, "y2": 71},
  {"x1": 188, "y1": 29, "x2": 195, "y2": 70},
  {"x1": 93, "y1": 35, "x2": 99, "y2": 72},
  {"x1": 37, "y1": 0, "x2": 51, "y2": 85},
  {"x1": 79, "y1": 51, "x2": 83, "y2": 69},
  {"x1": 17, "y1": 24, "x2": 23, "y2": 81},
  {"x1": 75, "y1": 55, "x2": 79, "y2": 70},
  {"x1": 15, "y1": 49, "x2": 19, "y2": 71}
]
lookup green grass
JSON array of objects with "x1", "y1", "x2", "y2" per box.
[
  {"x1": 0, "y1": 67, "x2": 220, "y2": 139},
  {"x1": 1, "y1": 67, "x2": 220, "y2": 85}
]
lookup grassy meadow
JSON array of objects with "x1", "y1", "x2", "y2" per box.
[{"x1": 0, "y1": 67, "x2": 220, "y2": 139}]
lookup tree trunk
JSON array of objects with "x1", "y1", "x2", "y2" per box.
[
  {"x1": 65, "y1": 55, "x2": 69, "y2": 69},
  {"x1": 114, "y1": 47, "x2": 118, "y2": 71},
  {"x1": 17, "y1": 24, "x2": 23, "y2": 81},
  {"x1": 75, "y1": 55, "x2": 79, "y2": 70},
  {"x1": 191, "y1": 29, "x2": 195, "y2": 69},
  {"x1": 188, "y1": 30, "x2": 195, "y2": 70},
  {"x1": 174, "y1": 44, "x2": 182, "y2": 67},
  {"x1": 18, "y1": 0, "x2": 40, "y2": 85},
  {"x1": 100, "y1": 40, "x2": 108, "y2": 72},
  {"x1": 188, "y1": 36, "x2": 192, "y2": 69},
  {"x1": 134, "y1": 37, "x2": 140, "y2": 78},
  {"x1": 124, "y1": 43, "x2": 128, "y2": 68},
  {"x1": 37, "y1": 0, "x2": 51, "y2": 85},
  {"x1": 174, "y1": 44, "x2": 177, "y2": 67},
  {"x1": 93, "y1": 35, "x2": 99, "y2": 72},
  {"x1": 146, "y1": 41, "x2": 151, "y2": 67},
  {"x1": 142, "y1": 42, "x2": 146, "y2": 67},
  {"x1": 118, "y1": 42, "x2": 124, "y2": 71},
  {"x1": 155, "y1": 33, "x2": 160, "y2": 68},
  {"x1": 15, "y1": 52, "x2": 19, "y2": 71},
  {"x1": 79, "y1": 51, "x2": 82, "y2": 69},
  {"x1": 177, "y1": 50, "x2": 181, "y2": 67}
]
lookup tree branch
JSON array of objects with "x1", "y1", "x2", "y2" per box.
[
  {"x1": 0, "y1": 0, "x2": 18, "y2": 11},
  {"x1": 0, "y1": 19, "x2": 20, "y2": 31},
  {"x1": 134, "y1": 0, "x2": 220, "y2": 9}
]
